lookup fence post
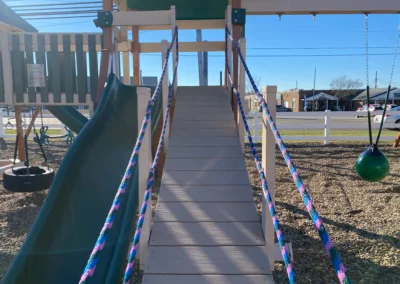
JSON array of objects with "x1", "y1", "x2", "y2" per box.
[
  {"x1": 161, "y1": 40, "x2": 170, "y2": 151},
  {"x1": 0, "y1": 112, "x2": 4, "y2": 140},
  {"x1": 136, "y1": 86, "x2": 152, "y2": 269},
  {"x1": 262, "y1": 85, "x2": 277, "y2": 271},
  {"x1": 238, "y1": 38, "x2": 246, "y2": 153},
  {"x1": 0, "y1": 32, "x2": 13, "y2": 105},
  {"x1": 324, "y1": 110, "x2": 331, "y2": 145}
]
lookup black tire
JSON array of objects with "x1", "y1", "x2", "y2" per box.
[{"x1": 3, "y1": 166, "x2": 55, "y2": 192}]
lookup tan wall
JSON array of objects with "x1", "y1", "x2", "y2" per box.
[{"x1": 279, "y1": 91, "x2": 301, "y2": 112}]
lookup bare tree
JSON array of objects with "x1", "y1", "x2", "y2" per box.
[
  {"x1": 330, "y1": 75, "x2": 363, "y2": 98},
  {"x1": 245, "y1": 76, "x2": 263, "y2": 95}
]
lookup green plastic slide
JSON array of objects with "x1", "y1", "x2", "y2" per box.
[
  {"x1": 2, "y1": 74, "x2": 148, "y2": 283},
  {"x1": 46, "y1": 105, "x2": 88, "y2": 134}
]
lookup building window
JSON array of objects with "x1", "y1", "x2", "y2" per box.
[{"x1": 292, "y1": 99, "x2": 296, "y2": 109}]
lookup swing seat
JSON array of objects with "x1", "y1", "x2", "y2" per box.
[{"x1": 3, "y1": 166, "x2": 55, "y2": 192}]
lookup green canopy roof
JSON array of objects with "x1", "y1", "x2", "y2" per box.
[{"x1": 0, "y1": 0, "x2": 37, "y2": 32}]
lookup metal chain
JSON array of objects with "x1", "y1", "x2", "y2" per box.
[
  {"x1": 365, "y1": 13, "x2": 369, "y2": 87},
  {"x1": 389, "y1": 25, "x2": 400, "y2": 85}
]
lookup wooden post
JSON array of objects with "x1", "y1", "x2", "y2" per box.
[
  {"x1": 95, "y1": 0, "x2": 114, "y2": 108},
  {"x1": 14, "y1": 106, "x2": 25, "y2": 161},
  {"x1": 232, "y1": 0, "x2": 241, "y2": 125},
  {"x1": 0, "y1": 32, "x2": 13, "y2": 105},
  {"x1": 324, "y1": 110, "x2": 331, "y2": 145},
  {"x1": 24, "y1": 107, "x2": 40, "y2": 137},
  {"x1": 132, "y1": 25, "x2": 140, "y2": 85},
  {"x1": 393, "y1": 132, "x2": 400, "y2": 148},
  {"x1": 121, "y1": 28, "x2": 130, "y2": 85},
  {"x1": 136, "y1": 87, "x2": 152, "y2": 269},
  {"x1": 262, "y1": 85, "x2": 277, "y2": 271},
  {"x1": 0, "y1": 112, "x2": 4, "y2": 140},
  {"x1": 226, "y1": 6, "x2": 233, "y2": 99},
  {"x1": 161, "y1": 41, "x2": 170, "y2": 150},
  {"x1": 238, "y1": 38, "x2": 246, "y2": 154},
  {"x1": 171, "y1": 6, "x2": 177, "y2": 94}
]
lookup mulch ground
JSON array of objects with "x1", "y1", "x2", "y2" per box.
[{"x1": 0, "y1": 140, "x2": 399, "y2": 283}]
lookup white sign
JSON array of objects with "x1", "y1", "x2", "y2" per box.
[{"x1": 27, "y1": 64, "x2": 45, "y2": 87}]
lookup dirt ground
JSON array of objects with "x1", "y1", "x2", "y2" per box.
[{"x1": 0, "y1": 140, "x2": 399, "y2": 283}]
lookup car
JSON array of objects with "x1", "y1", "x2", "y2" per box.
[
  {"x1": 385, "y1": 104, "x2": 398, "y2": 110},
  {"x1": 260, "y1": 104, "x2": 292, "y2": 112},
  {"x1": 374, "y1": 106, "x2": 400, "y2": 130},
  {"x1": 355, "y1": 104, "x2": 383, "y2": 118}
]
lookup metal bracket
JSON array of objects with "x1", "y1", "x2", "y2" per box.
[
  {"x1": 232, "y1": 8, "x2": 246, "y2": 25},
  {"x1": 97, "y1": 11, "x2": 113, "y2": 28}
]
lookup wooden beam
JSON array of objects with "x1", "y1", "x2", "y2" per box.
[
  {"x1": 139, "y1": 41, "x2": 225, "y2": 53},
  {"x1": 232, "y1": 0, "x2": 241, "y2": 125},
  {"x1": 14, "y1": 106, "x2": 25, "y2": 161},
  {"x1": 132, "y1": 26, "x2": 140, "y2": 85},
  {"x1": 242, "y1": 0, "x2": 400, "y2": 14},
  {"x1": 24, "y1": 107, "x2": 40, "y2": 137},
  {"x1": 139, "y1": 19, "x2": 225, "y2": 31},
  {"x1": 109, "y1": 10, "x2": 171, "y2": 26}
]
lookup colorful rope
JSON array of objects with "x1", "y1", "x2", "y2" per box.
[
  {"x1": 78, "y1": 27, "x2": 178, "y2": 284},
  {"x1": 225, "y1": 35, "x2": 295, "y2": 283},
  {"x1": 122, "y1": 29, "x2": 179, "y2": 284},
  {"x1": 226, "y1": 27, "x2": 351, "y2": 284}
]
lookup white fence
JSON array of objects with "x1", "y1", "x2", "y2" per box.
[{"x1": 246, "y1": 110, "x2": 400, "y2": 144}]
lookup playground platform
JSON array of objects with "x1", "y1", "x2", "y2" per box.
[{"x1": 143, "y1": 86, "x2": 274, "y2": 283}]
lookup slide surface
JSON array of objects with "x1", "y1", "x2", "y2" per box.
[
  {"x1": 46, "y1": 105, "x2": 89, "y2": 134},
  {"x1": 3, "y1": 74, "x2": 144, "y2": 284}
]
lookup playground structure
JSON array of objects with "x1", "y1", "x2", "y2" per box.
[{"x1": 1, "y1": 0, "x2": 400, "y2": 283}]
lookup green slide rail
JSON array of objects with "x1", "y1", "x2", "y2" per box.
[
  {"x1": 46, "y1": 106, "x2": 88, "y2": 134},
  {"x1": 2, "y1": 74, "x2": 161, "y2": 283}
]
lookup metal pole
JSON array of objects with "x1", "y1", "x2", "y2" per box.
[
  {"x1": 196, "y1": 30, "x2": 204, "y2": 86},
  {"x1": 220, "y1": 71, "x2": 223, "y2": 86},
  {"x1": 312, "y1": 67, "x2": 316, "y2": 111}
]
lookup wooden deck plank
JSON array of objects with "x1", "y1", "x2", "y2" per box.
[
  {"x1": 142, "y1": 275, "x2": 274, "y2": 284},
  {"x1": 162, "y1": 171, "x2": 250, "y2": 185},
  {"x1": 149, "y1": 222, "x2": 264, "y2": 246},
  {"x1": 164, "y1": 158, "x2": 246, "y2": 171},
  {"x1": 174, "y1": 106, "x2": 232, "y2": 113},
  {"x1": 173, "y1": 112, "x2": 233, "y2": 121},
  {"x1": 169, "y1": 137, "x2": 240, "y2": 147},
  {"x1": 166, "y1": 146, "x2": 243, "y2": 158},
  {"x1": 145, "y1": 246, "x2": 271, "y2": 274},
  {"x1": 154, "y1": 202, "x2": 259, "y2": 222},
  {"x1": 171, "y1": 128, "x2": 238, "y2": 137},
  {"x1": 172, "y1": 120, "x2": 236, "y2": 129},
  {"x1": 159, "y1": 185, "x2": 253, "y2": 202}
]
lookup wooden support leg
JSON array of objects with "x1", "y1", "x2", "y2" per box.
[
  {"x1": 25, "y1": 107, "x2": 40, "y2": 137},
  {"x1": 132, "y1": 25, "x2": 140, "y2": 85},
  {"x1": 393, "y1": 132, "x2": 400, "y2": 148},
  {"x1": 95, "y1": 51, "x2": 110, "y2": 109},
  {"x1": 14, "y1": 106, "x2": 25, "y2": 161}
]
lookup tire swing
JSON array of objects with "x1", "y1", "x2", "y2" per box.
[
  {"x1": 3, "y1": 132, "x2": 55, "y2": 193},
  {"x1": 355, "y1": 16, "x2": 400, "y2": 182}
]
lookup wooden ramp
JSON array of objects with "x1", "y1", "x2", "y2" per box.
[{"x1": 143, "y1": 86, "x2": 274, "y2": 284}]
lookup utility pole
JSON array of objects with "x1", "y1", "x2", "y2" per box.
[
  {"x1": 375, "y1": 71, "x2": 378, "y2": 89},
  {"x1": 312, "y1": 67, "x2": 316, "y2": 111},
  {"x1": 196, "y1": 30, "x2": 204, "y2": 86}
]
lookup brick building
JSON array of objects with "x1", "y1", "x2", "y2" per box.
[{"x1": 278, "y1": 89, "x2": 365, "y2": 112}]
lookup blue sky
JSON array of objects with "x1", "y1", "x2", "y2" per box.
[{"x1": 11, "y1": 1, "x2": 400, "y2": 91}]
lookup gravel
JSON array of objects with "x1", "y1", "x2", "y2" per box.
[{"x1": 1, "y1": 140, "x2": 399, "y2": 283}]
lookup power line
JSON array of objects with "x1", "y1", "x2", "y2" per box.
[
  {"x1": 140, "y1": 53, "x2": 395, "y2": 58},
  {"x1": 24, "y1": 15, "x2": 96, "y2": 20},
  {"x1": 248, "y1": 46, "x2": 396, "y2": 50}
]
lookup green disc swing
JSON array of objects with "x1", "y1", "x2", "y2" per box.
[
  {"x1": 33, "y1": 106, "x2": 75, "y2": 146},
  {"x1": 355, "y1": 15, "x2": 400, "y2": 182}
]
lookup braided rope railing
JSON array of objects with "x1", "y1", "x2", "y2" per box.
[
  {"x1": 122, "y1": 29, "x2": 179, "y2": 284},
  {"x1": 225, "y1": 36, "x2": 295, "y2": 284},
  {"x1": 78, "y1": 27, "x2": 178, "y2": 284},
  {"x1": 225, "y1": 27, "x2": 351, "y2": 284}
]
